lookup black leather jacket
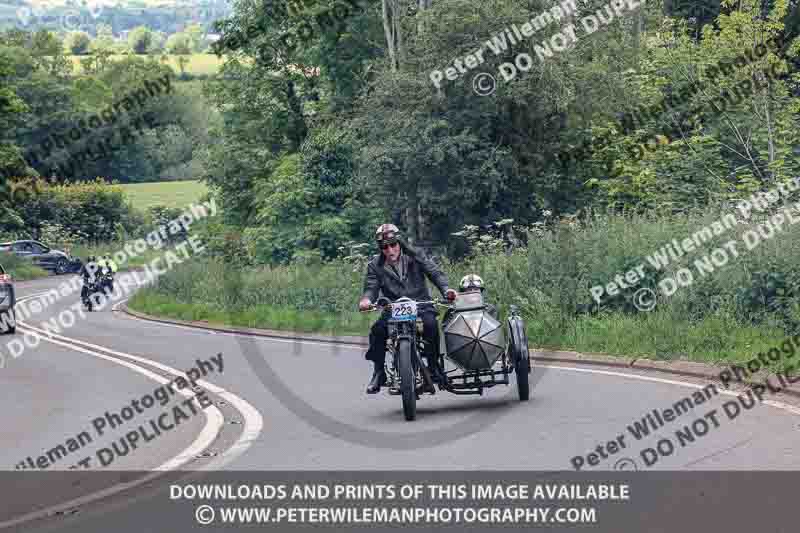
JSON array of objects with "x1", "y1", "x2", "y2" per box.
[
  {"x1": 361, "y1": 240, "x2": 450, "y2": 305},
  {"x1": 79, "y1": 261, "x2": 99, "y2": 282}
]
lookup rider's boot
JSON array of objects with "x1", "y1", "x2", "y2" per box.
[
  {"x1": 426, "y1": 354, "x2": 447, "y2": 385},
  {"x1": 366, "y1": 361, "x2": 387, "y2": 394}
]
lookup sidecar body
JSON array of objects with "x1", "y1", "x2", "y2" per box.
[{"x1": 442, "y1": 291, "x2": 505, "y2": 371}]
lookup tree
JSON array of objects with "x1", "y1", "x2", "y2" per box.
[
  {"x1": 382, "y1": 0, "x2": 405, "y2": 71},
  {"x1": 149, "y1": 31, "x2": 166, "y2": 54},
  {"x1": 165, "y1": 33, "x2": 192, "y2": 55},
  {"x1": 184, "y1": 23, "x2": 204, "y2": 52},
  {"x1": 64, "y1": 31, "x2": 91, "y2": 55},
  {"x1": 128, "y1": 26, "x2": 153, "y2": 55},
  {"x1": 90, "y1": 23, "x2": 115, "y2": 52},
  {"x1": 166, "y1": 33, "x2": 192, "y2": 75},
  {"x1": 0, "y1": 44, "x2": 30, "y2": 231}
]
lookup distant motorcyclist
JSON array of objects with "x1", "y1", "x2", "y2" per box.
[
  {"x1": 79, "y1": 256, "x2": 100, "y2": 301},
  {"x1": 100, "y1": 254, "x2": 118, "y2": 273},
  {"x1": 358, "y1": 224, "x2": 457, "y2": 393},
  {"x1": 96, "y1": 254, "x2": 117, "y2": 292}
]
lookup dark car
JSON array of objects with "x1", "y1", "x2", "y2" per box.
[
  {"x1": 0, "y1": 240, "x2": 81, "y2": 275},
  {"x1": 0, "y1": 263, "x2": 15, "y2": 334}
]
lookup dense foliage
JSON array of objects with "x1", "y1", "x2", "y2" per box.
[
  {"x1": 198, "y1": 0, "x2": 800, "y2": 263},
  {"x1": 0, "y1": 177, "x2": 143, "y2": 244},
  {"x1": 0, "y1": 28, "x2": 217, "y2": 192},
  {"x1": 4, "y1": 0, "x2": 800, "y2": 273}
]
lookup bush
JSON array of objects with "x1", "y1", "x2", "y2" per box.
[
  {"x1": 128, "y1": 27, "x2": 153, "y2": 55},
  {"x1": 65, "y1": 31, "x2": 91, "y2": 55},
  {"x1": 14, "y1": 178, "x2": 140, "y2": 244},
  {"x1": 134, "y1": 203, "x2": 800, "y2": 362}
]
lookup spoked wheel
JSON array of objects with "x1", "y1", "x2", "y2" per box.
[
  {"x1": 508, "y1": 317, "x2": 530, "y2": 401},
  {"x1": 396, "y1": 338, "x2": 417, "y2": 421}
]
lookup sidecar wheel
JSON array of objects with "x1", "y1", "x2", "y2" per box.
[
  {"x1": 509, "y1": 318, "x2": 530, "y2": 401},
  {"x1": 397, "y1": 339, "x2": 417, "y2": 421}
]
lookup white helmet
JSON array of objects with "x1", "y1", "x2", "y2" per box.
[{"x1": 459, "y1": 274, "x2": 484, "y2": 292}]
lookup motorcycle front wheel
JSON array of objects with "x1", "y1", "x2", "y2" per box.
[{"x1": 396, "y1": 338, "x2": 417, "y2": 421}]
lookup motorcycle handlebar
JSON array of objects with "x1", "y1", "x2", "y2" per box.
[{"x1": 358, "y1": 298, "x2": 453, "y2": 312}]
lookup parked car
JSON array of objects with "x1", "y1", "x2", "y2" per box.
[
  {"x1": 0, "y1": 240, "x2": 82, "y2": 275},
  {"x1": 0, "y1": 263, "x2": 15, "y2": 334}
]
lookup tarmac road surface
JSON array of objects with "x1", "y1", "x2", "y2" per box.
[{"x1": 1, "y1": 274, "x2": 799, "y2": 531}]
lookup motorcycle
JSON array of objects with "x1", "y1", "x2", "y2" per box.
[
  {"x1": 98, "y1": 266, "x2": 114, "y2": 293},
  {"x1": 362, "y1": 291, "x2": 531, "y2": 421},
  {"x1": 81, "y1": 274, "x2": 104, "y2": 312}
]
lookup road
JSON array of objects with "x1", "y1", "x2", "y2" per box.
[{"x1": 1, "y1": 274, "x2": 799, "y2": 530}]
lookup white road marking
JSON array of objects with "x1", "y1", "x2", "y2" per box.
[
  {"x1": 120, "y1": 299, "x2": 800, "y2": 417},
  {"x1": 541, "y1": 364, "x2": 800, "y2": 415},
  {"x1": 1, "y1": 293, "x2": 264, "y2": 529},
  {"x1": 6, "y1": 282, "x2": 800, "y2": 527}
]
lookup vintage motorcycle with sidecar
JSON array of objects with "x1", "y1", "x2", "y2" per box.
[{"x1": 362, "y1": 288, "x2": 531, "y2": 421}]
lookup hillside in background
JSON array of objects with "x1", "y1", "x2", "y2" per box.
[{"x1": 0, "y1": 0, "x2": 231, "y2": 35}]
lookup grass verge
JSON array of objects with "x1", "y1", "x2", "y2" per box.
[
  {"x1": 128, "y1": 292, "x2": 373, "y2": 335},
  {"x1": 126, "y1": 254, "x2": 792, "y2": 371}
]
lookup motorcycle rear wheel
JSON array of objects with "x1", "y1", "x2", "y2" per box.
[{"x1": 397, "y1": 338, "x2": 417, "y2": 421}]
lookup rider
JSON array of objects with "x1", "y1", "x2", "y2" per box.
[
  {"x1": 96, "y1": 254, "x2": 118, "y2": 291},
  {"x1": 96, "y1": 254, "x2": 118, "y2": 274},
  {"x1": 103, "y1": 254, "x2": 118, "y2": 273},
  {"x1": 358, "y1": 224, "x2": 457, "y2": 393},
  {"x1": 79, "y1": 256, "x2": 100, "y2": 301}
]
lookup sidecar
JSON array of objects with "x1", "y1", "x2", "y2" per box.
[{"x1": 440, "y1": 290, "x2": 531, "y2": 400}]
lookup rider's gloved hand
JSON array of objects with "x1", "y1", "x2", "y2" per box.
[
  {"x1": 358, "y1": 298, "x2": 372, "y2": 311},
  {"x1": 445, "y1": 289, "x2": 457, "y2": 302}
]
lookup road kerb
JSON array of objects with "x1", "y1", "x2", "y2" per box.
[{"x1": 119, "y1": 302, "x2": 800, "y2": 400}]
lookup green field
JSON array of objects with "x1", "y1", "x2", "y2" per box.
[
  {"x1": 120, "y1": 180, "x2": 209, "y2": 210},
  {"x1": 69, "y1": 54, "x2": 228, "y2": 76}
]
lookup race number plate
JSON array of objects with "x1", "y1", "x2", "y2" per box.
[{"x1": 389, "y1": 301, "x2": 417, "y2": 322}]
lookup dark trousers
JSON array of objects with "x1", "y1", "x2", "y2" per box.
[{"x1": 365, "y1": 309, "x2": 440, "y2": 365}]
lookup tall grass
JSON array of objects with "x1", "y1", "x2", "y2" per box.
[{"x1": 130, "y1": 205, "x2": 800, "y2": 365}]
